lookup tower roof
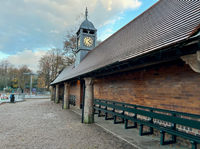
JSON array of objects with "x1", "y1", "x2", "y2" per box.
[{"x1": 79, "y1": 8, "x2": 96, "y2": 31}]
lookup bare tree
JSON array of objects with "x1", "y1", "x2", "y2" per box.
[
  {"x1": 38, "y1": 48, "x2": 66, "y2": 90},
  {"x1": 0, "y1": 60, "x2": 16, "y2": 88},
  {"x1": 17, "y1": 65, "x2": 32, "y2": 89}
]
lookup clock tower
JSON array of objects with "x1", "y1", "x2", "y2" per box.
[{"x1": 75, "y1": 8, "x2": 97, "y2": 67}]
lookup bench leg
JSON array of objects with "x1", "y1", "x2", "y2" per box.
[
  {"x1": 105, "y1": 112, "x2": 114, "y2": 120},
  {"x1": 113, "y1": 115, "x2": 124, "y2": 124},
  {"x1": 172, "y1": 134, "x2": 176, "y2": 143},
  {"x1": 98, "y1": 110, "x2": 105, "y2": 117},
  {"x1": 160, "y1": 131, "x2": 176, "y2": 145},
  {"x1": 139, "y1": 124, "x2": 143, "y2": 136},
  {"x1": 94, "y1": 108, "x2": 98, "y2": 114},
  {"x1": 139, "y1": 124, "x2": 153, "y2": 136},
  {"x1": 190, "y1": 141, "x2": 197, "y2": 149},
  {"x1": 124, "y1": 119, "x2": 137, "y2": 129},
  {"x1": 160, "y1": 131, "x2": 165, "y2": 145}
]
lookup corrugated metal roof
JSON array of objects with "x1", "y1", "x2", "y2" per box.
[{"x1": 52, "y1": 0, "x2": 200, "y2": 85}]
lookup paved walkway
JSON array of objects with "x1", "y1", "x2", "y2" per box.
[
  {"x1": 0, "y1": 99, "x2": 135, "y2": 149},
  {"x1": 71, "y1": 107, "x2": 188, "y2": 149}
]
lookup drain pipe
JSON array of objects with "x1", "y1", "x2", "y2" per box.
[{"x1": 81, "y1": 80, "x2": 85, "y2": 123}]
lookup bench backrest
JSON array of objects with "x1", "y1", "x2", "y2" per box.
[
  {"x1": 69, "y1": 95, "x2": 76, "y2": 106},
  {"x1": 70, "y1": 95, "x2": 76, "y2": 100},
  {"x1": 94, "y1": 98, "x2": 200, "y2": 130}
]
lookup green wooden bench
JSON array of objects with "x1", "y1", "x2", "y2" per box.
[
  {"x1": 94, "y1": 98, "x2": 200, "y2": 149},
  {"x1": 69, "y1": 95, "x2": 76, "y2": 106}
]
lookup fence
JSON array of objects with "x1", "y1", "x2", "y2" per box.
[
  {"x1": 17, "y1": 93, "x2": 26, "y2": 101},
  {"x1": 36, "y1": 91, "x2": 51, "y2": 95}
]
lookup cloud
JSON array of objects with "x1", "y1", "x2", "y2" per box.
[
  {"x1": 99, "y1": 28, "x2": 114, "y2": 41},
  {"x1": 50, "y1": 30, "x2": 59, "y2": 33},
  {"x1": 35, "y1": 28, "x2": 43, "y2": 32},
  {"x1": 0, "y1": 0, "x2": 142, "y2": 56},
  {"x1": 1, "y1": 49, "x2": 47, "y2": 72},
  {"x1": 100, "y1": 0, "x2": 141, "y2": 12}
]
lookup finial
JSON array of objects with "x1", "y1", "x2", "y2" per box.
[{"x1": 85, "y1": 7, "x2": 88, "y2": 20}]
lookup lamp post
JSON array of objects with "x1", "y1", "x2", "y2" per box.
[{"x1": 23, "y1": 73, "x2": 38, "y2": 97}]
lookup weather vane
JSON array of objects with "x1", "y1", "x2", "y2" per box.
[{"x1": 85, "y1": 7, "x2": 88, "y2": 20}]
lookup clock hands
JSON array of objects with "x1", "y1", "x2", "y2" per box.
[
  {"x1": 84, "y1": 37, "x2": 93, "y2": 46},
  {"x1": 88, "y1": 39, "x2": 92, "y2": 44}
]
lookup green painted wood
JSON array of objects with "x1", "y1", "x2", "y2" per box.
[
  {"x1": 190, "y1": 141, "x2": 197, "y2": 149},
  {"x1": 94, "y1": 99, "x2": 200, "y2": 118},
  {"x1": 94, "y1": 106, "x2": 200, "y2": 143},
  {"x1": 94, "y1": 100, "x2": 200, "y2": 129}
]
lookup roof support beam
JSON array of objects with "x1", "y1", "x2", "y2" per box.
[
  {"x1": 155, "y1": 52, "x2": 162, "y2": 60},
  {"x1": 127, "y1": 63, "x2": 131, "y2": 67},
  {"x1": 175, "y1": 49, "x2": 182, "y2": 55},
  {"x1": 108, "y1": 65, "x2": 114, "y2": 71},
  {"x1": 140, "y1": 59, "x2": 145, "y2": 64}
]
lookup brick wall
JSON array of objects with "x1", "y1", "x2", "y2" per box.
[
  {"x1": 94, "y1": 63, "x2": 200, "y2": 148},
  {"x1": 58, "y1": 85, "x2": 64, "y2": 102},
  {"x1": 94, "y1": 64, "x2": 200, "y2": 114},
  {"x1": 59, "y1": 85, "x2": 64, "y2": 96},
  {"x1": 70, "y1": 81, "x2": 82, "y2": 108}
]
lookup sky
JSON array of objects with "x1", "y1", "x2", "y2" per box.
[{"x1": 0, "y1": 0, "x2": 158, "y2": 72}]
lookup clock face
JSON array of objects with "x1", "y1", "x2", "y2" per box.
[{"x1": 84, "y1": 36, "x2": 93, "y2": 47}]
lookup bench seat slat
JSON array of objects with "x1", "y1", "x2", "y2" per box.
[
  {"x1": 94, "y1": 101, "x2": 200, "y2": 130},
  {"x1": 94, "y1": 106, "x2": 200, "y2": 143}
]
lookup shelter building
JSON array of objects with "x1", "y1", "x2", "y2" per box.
[{"x1": 51, "y1": 1, "x2": 200, "y2": 148}]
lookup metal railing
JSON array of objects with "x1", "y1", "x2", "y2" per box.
[
  {"x1": 36, "y1": 91, "x2": 51, "y2": 95},
  {"x1": 17, "y1": 93, "x2": 26, "y2": 101}
]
